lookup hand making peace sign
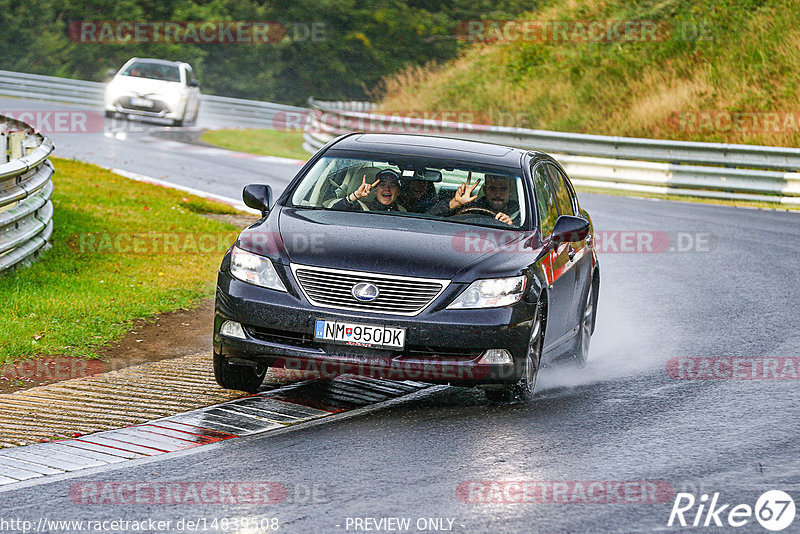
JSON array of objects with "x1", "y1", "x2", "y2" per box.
[
  {"x1": 448, "y1": 172, "x2": 482, "y2": 210},
  {"x1": 349, "y1": 174, "x2": 381, "y2": 202}
]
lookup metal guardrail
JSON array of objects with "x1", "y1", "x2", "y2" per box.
[
  {"x1": 304, "y1": 99, "x2": 800, "y2": 206},
  {"x1": 0, "y1": 70, "x2": 304, "y2": 129},
  {"x1": 2, "y1": 70, "x2": 797, "y2": 206},
  {"x1": 305, "y1": 98, "x2": 800, "y2": 171},
  {"x1": 0, "y1": 115, "x2": 55, "y2": 273}
]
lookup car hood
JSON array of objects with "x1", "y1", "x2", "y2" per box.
[
  {"x1": 236, "y1": 207, "x2": 540, "y2": 281},
  {"x1": 109, "y1": 77, "x2": 181, "y2": 96}
]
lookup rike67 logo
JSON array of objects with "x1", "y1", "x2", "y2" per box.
[{"x1": 668, "y1": 490, "x2": 796, "y2": 531}]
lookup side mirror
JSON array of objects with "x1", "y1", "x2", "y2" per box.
[
  {"x1": 105, "y1": 69, "x2": 117, "y2": 81},
  {"x1": 550, "y1": 215, "x2": 589, "y2": 244},
  {"x1": 243, "y1": 184, "x2": 272, "y2": 216},
  {"x1": 187, "y1": 79, "x2": 200, "y2": 88}
]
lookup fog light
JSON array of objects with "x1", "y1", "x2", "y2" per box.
[
  {"x1": 220, "y1": 320, "x2": 246, "y2": 340},
  {"x1": 478, "y1": 349, "x2": 513, "y2": 365}
]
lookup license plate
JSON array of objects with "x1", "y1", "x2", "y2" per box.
[
  {"x1": 314, "y1": 320, "x2": 405, "y2": 349},
  {"x1": 130, "y1": 97, "x2": 154, "y2": 107}
]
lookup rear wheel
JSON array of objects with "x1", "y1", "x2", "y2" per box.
[
  {"x1": 485, "y1": 305, "x2": 543, "y2": 403},
  {"x1": 172, "y1": 117, "x2": 184, "y2": 127},
  {"x1": 213, "y1": 351, "x2": 266, "y2": 393},
  {"x1": 572, "y1": 284, "x2": 595, "y2": 368}
]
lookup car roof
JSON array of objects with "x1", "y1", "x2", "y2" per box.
[
  {"x1": 328, "y1": 133, "x2": 543, "y2": 169},
  {"x1": 126, "y1": 58, "x2": 187, "y2": 67}
]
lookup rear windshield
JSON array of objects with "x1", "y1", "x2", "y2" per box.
[
  {"x1": 121, "y1": 62, "x2": 181, "y2": 82},
  {"x1": 288, "y1": 156, "x2": 529, "y2": 229}
]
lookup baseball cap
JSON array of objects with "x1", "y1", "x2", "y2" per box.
[{"x1": 375, "y1": 169, "x2": 401, "y2": 185}]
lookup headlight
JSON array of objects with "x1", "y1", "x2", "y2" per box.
[
  {"x1": 447, "y1": 276, "x2": 526, "y2": 309},
  {"x1": 230, "y1": 246, "x2": 287, "y2": 291}
]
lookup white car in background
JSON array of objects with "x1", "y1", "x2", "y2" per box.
[{"x1": 105, "y1": 58, "x2": 201, "y2": 126}]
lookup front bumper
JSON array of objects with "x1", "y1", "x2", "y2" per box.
[
  {"x1": 105, "y1": 95, "x2": 183, "y2": 119},
  {"x1": 214, "y1": 271, "x2": 537, "y2": 385}
]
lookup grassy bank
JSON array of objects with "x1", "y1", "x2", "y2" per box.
[
  {"x1": 0, "y1": 158, "x2": 242, "y2": 363},
  {"x1": 378, "y1": 0, "x2": 800, "y2": 148},
  {"x1": 201, "y1": 129, "x2": 308, "y2": 161}
]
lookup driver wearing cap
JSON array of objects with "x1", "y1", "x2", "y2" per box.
[
  {"x1": 332, "y1": 169, "x2": 406, "y2": 212},
  {"x1": 428, "y1": 173, "x2": 518, "y2": 226}
]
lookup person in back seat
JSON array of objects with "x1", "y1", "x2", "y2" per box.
[
  {"x1": 399, "y1": 179, "x2": 437, "y2": 213},
  {"x1": 331, "y1": 169, "x2": 406, "y2": 212}
]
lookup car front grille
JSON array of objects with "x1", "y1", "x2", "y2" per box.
[
  {"x1": 114, "y1": 97, "x2": 168, "y2": 114},
  {"x1": 291, "y1": 264, "x2": 449, "y2": 316}
]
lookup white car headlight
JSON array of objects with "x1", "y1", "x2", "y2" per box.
[
  {"x1": 230, "y1": 246, "x2": 287, "y2": 291},
  {"x1": 447, "y1": 276, "x2": 526, "y2": 309}
]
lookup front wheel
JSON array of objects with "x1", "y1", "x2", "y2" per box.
[
  {"x1": 213, "y1": 351, "x2": 266, "y2": 393},
  {"x1": 485, "y1": 305, "x2": 543, "y2": 403}
]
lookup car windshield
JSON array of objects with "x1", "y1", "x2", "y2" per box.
[
  {"x1": 288, "y1": 156, "x2": 529, "y2": 229},
  {"x1": 121, "y1": 61, "x2": 181, "y2": 82}
]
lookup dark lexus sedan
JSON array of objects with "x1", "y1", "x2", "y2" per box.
[{"x1": 213, "y1": 133, "x2": 599, "y2": 402}]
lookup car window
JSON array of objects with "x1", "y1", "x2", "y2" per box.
[
  {"x1": 546, "y1": 163, "x2": 576, "y2": 216},
  {"x1": 121, "y1": 61, "x2": 181, "y2": 82},
  {"x1": 532, "y1": 164, "x2": 559, "y2": 236},
  {"x1": 288, "y1": 156, "x2": 528, "y2": 229}
]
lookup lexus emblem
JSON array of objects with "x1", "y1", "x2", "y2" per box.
[{"x1": 351, "y1": 282, "x2": 380, "y2": 302}]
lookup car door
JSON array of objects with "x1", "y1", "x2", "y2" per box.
[
  {"x1": 546, "y1": 163, "x2": 593, "y2": 337},
  {"x1": 532, "y1": 163, "x2": 571, "y2": 347}
]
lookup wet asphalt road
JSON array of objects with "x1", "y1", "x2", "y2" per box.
[
  {"x1": 1, "y1": 97, "x2": 800, "y2": 533},
  {"x1": 0, "y1": 97, "x2": 301, "y2": 200}
]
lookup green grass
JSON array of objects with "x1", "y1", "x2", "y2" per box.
[
  {"x1": 0, "y1": 157, "x2": 242, "y2": 363},
  {"x1": 201, "y1": 129, "x2": 308, "y2": 161},
  {"x1": 379, "y1": 0, "x2": 800, "y2": 148}
]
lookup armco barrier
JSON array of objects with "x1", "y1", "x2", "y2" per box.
[
  {"x1": 0, "y1": 70, "x2": 304, "y2": 129},
  {"x1": 0, "y1": 115, "x2": 55, "y2": 273},
  {"x1": 2, "y1": 69, "x2": 797, "y2": 205},
  {"x1": 303, "y1": 99, "x2": 800, "y2": 205}
]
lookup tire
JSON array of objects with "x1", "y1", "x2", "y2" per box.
[
  {"x1": 213, "y1": 351, "x2": 266, "y2": 393},
  {"x1": 172, "y1": 117, "x2": 184, "y2": 127},
  {"x1": 571, "y1": 283, "x2": 596, "y2": 368},
  {"x1": 104, "y1": 110, "x2": 115, "y2": 119},
  {"x1": 485, "y1": 304, "x2": 544, "y2": 403}
]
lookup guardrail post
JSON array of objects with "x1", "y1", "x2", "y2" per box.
[
  {"x1": 783, "y1": 173, "x2": 800, "y2": 198},
  {"x1": 7, "y1": 131, "x2": 24, "y2": 160}
]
